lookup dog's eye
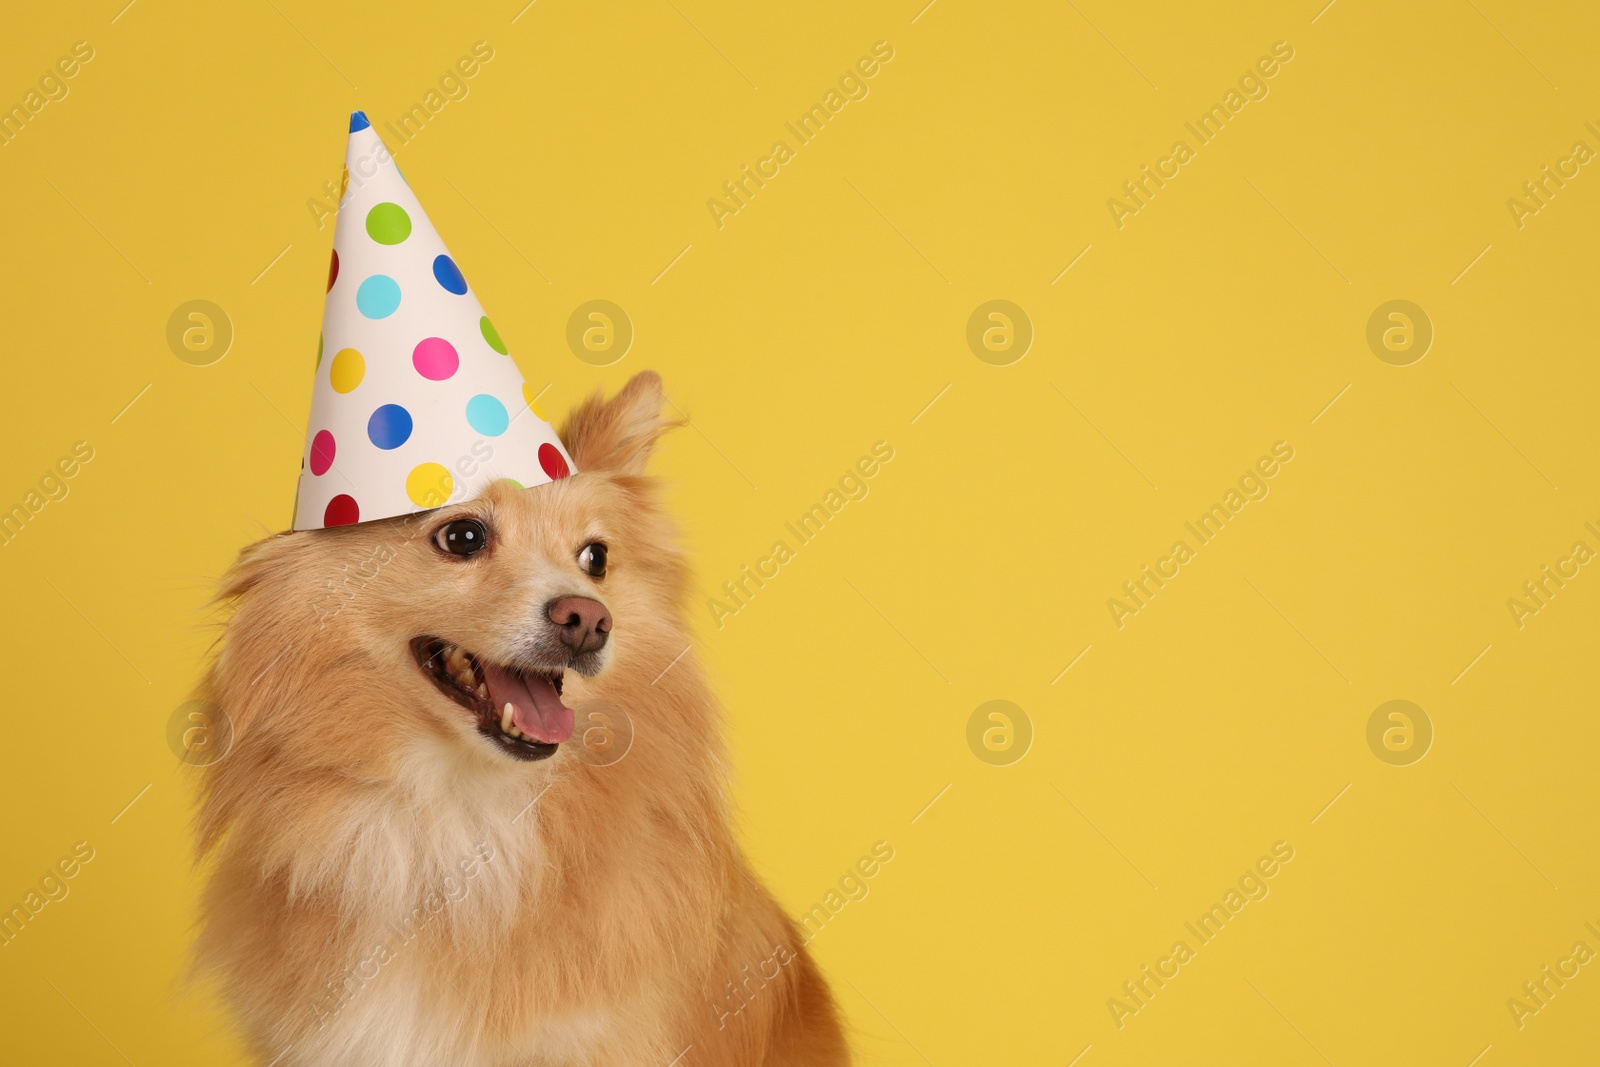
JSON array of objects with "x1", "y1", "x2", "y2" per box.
[
  {"x1": 437, "y1": 519, "x2": 489, "y2": 557},
  {"x1": 578, "y1": 543, "x2": 607, "y2": 578}
]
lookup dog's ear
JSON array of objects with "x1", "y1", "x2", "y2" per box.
[{"x1": 561, "y1": 371, "x2": 680, "y2": 475}]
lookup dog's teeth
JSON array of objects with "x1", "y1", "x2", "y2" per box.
[
  {"x1": 476, "y1": 684, "x2": 487, "y2": 699},
  {"x1": 500, "y1": 703, "x2": 514, "y2": 733}
]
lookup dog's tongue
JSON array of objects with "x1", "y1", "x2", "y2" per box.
[{"x1": 483, "y1": 663, "x2": 574, "y2": 744}]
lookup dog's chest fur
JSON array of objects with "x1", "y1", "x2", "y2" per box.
[{"x1": 249, "y1": 762, "x2": 685, "y2": 1067}]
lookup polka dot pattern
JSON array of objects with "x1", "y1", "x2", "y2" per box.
[
  {"x1": 325, "y1": 494, "x2": 360, "y2": 526},
  {"x1": 433, "y1": 255, "x2": 468, "y2": 295},
  {"x1": 310, "y1": 431, "x2": 336, "y2": 476},
  {"x1": 406, "y1": 463, "x2": 453, "y2": 508},
  {"x1": 293, "y1": 110, "x2": 579, "y2": 531},
  {"x1": 523, "y1": 382, "x2": 547, "y2": 421},
  {"x1": 366, "y1": 203, "x2": 411, "y2": 245},
  {"x1": 330, "y1": 348, "x2": 365, "y2": 393},
  {"x1": 480, "y1": 316, "x2": 507, "y2": 355},
  {"x1": 356, "y1": 275, "x2": 401, "y2": 319},
  {"x1": 367, "y1": 404, "x2": 413, "y2": 450},
  {"x1": 465, "y1": 394, "x2": 508, "y2": 436},
  {"x1": 412, "y1": 337, "x2": 459, "y2": 381},
  {"x1": 539, "y1": 444, "x2": 570, "y2": 480}
]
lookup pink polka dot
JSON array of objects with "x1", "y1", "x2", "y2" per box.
[
  {"x1": 539, "y1": 443, "x2": 570, "y2": 480},
  {"x1": 324, "y1": 494, "x2": 359, "y2": 527},
  {"x1": 310, "y1": 430, "x2": 335, "y2": 476},
  {"x1": 412, "y1": 337, "x2": 459, "y2": 381}
]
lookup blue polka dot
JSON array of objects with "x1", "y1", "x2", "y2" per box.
[
  {"x1": 367, "y1": 404, "x2": 413, "y2": 450},
  {"x1": 465, "y1": 394, "x2": 509, "y2": 436},
  {"x1": 356, "y1": 275, "x2": 401, "y2": 319},
  {"x1": 432, "y1": 255, "x2": 468, "y2": 295},
  {"x1": 349, "y1": 110, "x2": 370, "y2": 132}
]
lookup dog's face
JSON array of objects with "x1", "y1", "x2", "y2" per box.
[
  {"x1": 210, "y1": 371, "x2": 684, "y2": 778},
  {"x1": 401, "y1": 474, "x2": 619, "y2": 762}
]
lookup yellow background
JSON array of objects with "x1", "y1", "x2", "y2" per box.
[{"x1": 2, "y1": 0, "x2": 1598, "y2": 1063}]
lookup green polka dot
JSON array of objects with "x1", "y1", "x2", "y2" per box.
[
  {"x1": 480, "y1": 315, "x2": 507, "y2": 355},
  {"x1": 316, "y1": 333, "x2": 323, "y2": 368},
  {"x1": 365, "y1": 203, "x2": 412, "y2": 245},
  {"x1": 501, "y1": 478, "x2": 524, "y2": 491}
]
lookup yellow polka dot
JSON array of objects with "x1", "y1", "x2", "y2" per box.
[
  {"x1": 330, "y1": 348, "x2": 365, "y2": 393},
  {"x1": 406, "y1": 463, "x2": 453, "y2": 508},
  {"x1": 522, "y1": 382, "x2": 547, "y2": 422},
  {"x1": 339, "y1": 167, "x2": 349, "y2": 201}
]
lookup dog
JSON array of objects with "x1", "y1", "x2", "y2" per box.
[{"x1": 193, "y1": 372, "x2": 849, "y2": 1066}]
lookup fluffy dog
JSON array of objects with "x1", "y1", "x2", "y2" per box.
[{"x1": 193, "y1": 372, "x2": 848, "y2": 1066}]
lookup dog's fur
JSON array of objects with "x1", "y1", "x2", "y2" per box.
[{"x1": 194, "y1": 372, "x2": 848, "y2": 1066}]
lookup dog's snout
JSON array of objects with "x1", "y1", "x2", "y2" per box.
[{"x1": 547, "y1": 596, "x2": 611, "y2": 656}]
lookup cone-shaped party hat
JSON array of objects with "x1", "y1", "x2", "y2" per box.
[{"x1": 292, "y1": 111, "x2": 574, "y2": 531}]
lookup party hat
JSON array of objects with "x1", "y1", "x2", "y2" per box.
[{"x1": 292, "y1": 110, "x2": 575, "y2": 531}]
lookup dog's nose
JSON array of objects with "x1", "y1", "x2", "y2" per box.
[{"x1": 547, "y1": 596, "x2": 611, "y2": 656}]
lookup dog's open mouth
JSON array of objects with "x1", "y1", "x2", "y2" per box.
[{"x1": 410, "y1": 637, "x2": 575, "y2": 761}]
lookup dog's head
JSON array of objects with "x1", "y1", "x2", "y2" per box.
[{"x1": 207, "y1": 371, "x2": 686, "y2": 780}]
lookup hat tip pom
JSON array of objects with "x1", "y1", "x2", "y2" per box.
[{"x1": 349, "y1": 110, "x2": 371, "y2": 132}]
